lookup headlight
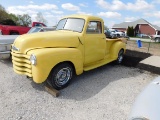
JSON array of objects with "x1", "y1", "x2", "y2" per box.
[{"x1": 30, "y1": 54, "x2": 37, "y2": 65}]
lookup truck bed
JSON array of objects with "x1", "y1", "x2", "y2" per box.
[{"x1": 106, "y1": 37, "x2": 128, "y2": 44}]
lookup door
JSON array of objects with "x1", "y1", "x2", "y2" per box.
[{"x1": 84, "y1": 21, "x2": 106, "y2": 65}]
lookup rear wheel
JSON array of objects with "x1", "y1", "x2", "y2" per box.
[
  {"x1": 48, "y1": 63, "x2": 73, "y2": 90},
  {"x1": 155, "y1": 38, "x2": 160, "y2": 42},
  {"x1": 116, "y1": 49, "x2": 124, "y2": 64}
]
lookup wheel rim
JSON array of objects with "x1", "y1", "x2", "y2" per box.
[
  {"x1": 118, "y1": 55, "x2": 123, "y2": 63},
  {"x1": 118, "y1": 51, "x2": 123, "y2": 63},
  {"x1": 55, "y1": 67, "x2": 72, "y2": 86},
  {"x1": 155, "y1": 38, "x2": 160, "y2": 42}
]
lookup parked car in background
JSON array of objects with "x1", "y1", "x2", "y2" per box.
[
  {"x1": 0, "y1": 26, "x2": 55, "y2": 59},
  {"x1": 27, "y1": 26, "x2": 56, "y2": 33},
  {"x1": 109, "y1": 29, "x2": 125, "y2": 37},
  {"x1": 0, "y1": 35, "x2": 18, "y2": 59},
  {"x1": 0, "y1": 22, "x2": 46, "y2": 35},
  {"x1": 104, "y1": 29, "x2": 117, "y2": 39},
  {"x1": 151, "y1": 34, "x2": 160, "y2": 42},
  {"x1": 129, "y1": 76, "x2": 160, "y2": 120},
  {"x1": 136, "y1": 33, "x2": 150, "y2": 39}
]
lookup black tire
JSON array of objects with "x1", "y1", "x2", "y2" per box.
[
  {"x1": 117, "y1": 34, "x2": 120, "y2": 38},
  {"x1": 116, "y1": 49, "x2": 124, "y2": 64},
  {"x1": 48, "y1": 63, "x2": 73, "y2": 90},
  {"x1": 155, "y1": 38, "x2": 160, "y2": 43},
  {"x1": 10, "y1": 32, "x2": 19, "y2": 35}
]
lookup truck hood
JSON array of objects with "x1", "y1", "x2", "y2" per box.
[{"x1": 13, "y1": 31, "x2": 80, "y2": 53}]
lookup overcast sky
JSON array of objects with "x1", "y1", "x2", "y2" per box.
[{"x1": 1, "y1": 0, "x2": 160, "y2": 27}]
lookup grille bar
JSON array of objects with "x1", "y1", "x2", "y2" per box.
[{"x1": 11, "y1": 51, "x2": 32, "y2": 77}]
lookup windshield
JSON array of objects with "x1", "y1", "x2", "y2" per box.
[
  {"x1": 27, "y1": 27, "x2": 42, "y2": 34},
  {"x1": 56, "y1": 18, "x2": 85, "y2": 33}
]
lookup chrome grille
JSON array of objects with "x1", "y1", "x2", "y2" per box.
[{"x1": 11, "y1": 51, "x2": 32, "y2": 77}]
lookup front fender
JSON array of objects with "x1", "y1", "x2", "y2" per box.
[{"x1": 27, "y1": 48, "x2": 83, "y2": 83}]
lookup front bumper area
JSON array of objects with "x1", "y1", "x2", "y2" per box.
[
  {"x1": 0, "y1": 51, "x2": 10, "y2": 59},
  {"x1": 11, "y1": 51, "x2": 32, "y2": 77}
]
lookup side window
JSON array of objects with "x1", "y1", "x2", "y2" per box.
[
  {"x1": 86, "y1": 21, "x2": 102, "y2": 34},
  {"x1": 35, "y1": 23, "x2": 42, "y2": 27}
]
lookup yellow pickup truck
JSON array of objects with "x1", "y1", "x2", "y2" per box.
[{"x1": 11, "y1": 14, "x2": 126, "y2": 90}]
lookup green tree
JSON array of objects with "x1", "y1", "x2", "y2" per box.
[
  {"x1": 1, "y1": 4, "x2": 32, "y2": 26},
  {"x1": 17, "y1": 14, "x2": 32, "y2": 26},
  {"x1": 0, "y1": 19, "x2": 16, "y2": 25},
  {"x1": 0, "y1": 4, "x2": 9, "y2": 21},
  {"x1": 0, "y1": 4, "x2": 5, "y2": 11},
  {"x1": 0, "y1": 4, "x2": 19, "y2": 25},
  {"x1": 127, "y1": 27, "x2": 130, "y2": 36},
  {"x1": 35, "y1": 12, "x2": 47, "y2": 24},
  {"x1": 9, "y1": 13, "x2": 19, "y2": 25},
  {"x1": 127, "y1": 26, "x2": 134, "y2": 37}
]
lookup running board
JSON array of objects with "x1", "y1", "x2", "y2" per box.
[{"x1": 84, "y1": 58, "x2": 115, "y2": 71}]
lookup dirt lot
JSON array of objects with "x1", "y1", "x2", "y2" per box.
[
  {"x1": 0, "y1": 59, "x2": 158, "y2": 120},
  {"x1": 122, "y1": 40, "x2": 160, "y2": 75}
]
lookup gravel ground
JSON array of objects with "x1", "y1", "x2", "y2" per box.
[{"x1": 0, "y1": 59, "x2": 158, "y2": 120}]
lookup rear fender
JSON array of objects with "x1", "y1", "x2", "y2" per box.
[{"x1": 110, "y1": 41, "x2": 126, "y2": 59}]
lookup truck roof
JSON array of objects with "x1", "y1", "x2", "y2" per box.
[{"x1": 62, "y1": 14, "x2": 103, "y2": 22}]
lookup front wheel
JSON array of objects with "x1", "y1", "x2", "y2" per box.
[
  {"x1": 48, "y1": 63, "x2": 73, "y2": 90},
  {"x1": 10, "y1": 32, "x2": 19, "y2": 35},
  {"x1": 116, "y1": 49, "x2": 124, "y2": 64},
  {"x1": 117, "y1": 34, "x2": 120, "y2": 38}
]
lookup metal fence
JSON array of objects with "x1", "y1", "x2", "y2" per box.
[{"x1": 126, "y1": 39, "x2": 160, "y2": 56}]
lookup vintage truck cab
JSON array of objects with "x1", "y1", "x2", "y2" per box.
[{"x1": 11, "y1": 15, "x2": 126, "y2": 90}]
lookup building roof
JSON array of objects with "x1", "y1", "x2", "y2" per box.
[
  {"x1": 112, "y1": 18, "x2": 160, "y2": 31},
  {"x1": 152, "y1": 25, "x2": 160, "y2": 31}
]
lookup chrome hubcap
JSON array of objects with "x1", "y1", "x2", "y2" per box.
[
  {"x1": 55, "y1": 67, "x2": 72, "y2": 86},
  {"x1": 118, "y1": 50, "x2": 123, "y2": 63},
  {"x1": 118, "y1": 55, "x2": 123, "y2": 63}
]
